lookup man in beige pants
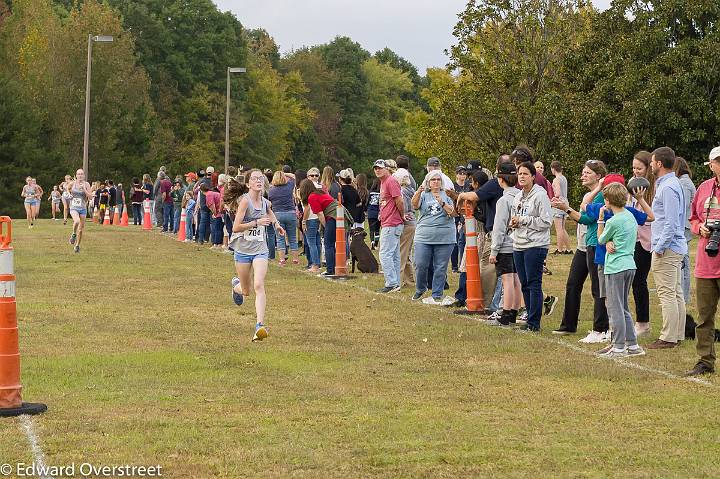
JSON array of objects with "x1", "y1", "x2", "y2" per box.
[{"x1": 647, "y1": 147, "x2": 688, "y2": 349}]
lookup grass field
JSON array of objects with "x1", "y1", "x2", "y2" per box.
[{"x1": 1, "y1": 219, "x2": 719, "y2": 478}]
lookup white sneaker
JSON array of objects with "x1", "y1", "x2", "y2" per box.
[
  {"x1": 422, "y1": 297, "x2": 443, "y2": 305},
  {"x1": 440, "y1": 296, "x2": 456, "y2": 306},
  {"x1": 597, "y1": 348, "x2": 628, "y2": 358},
  {"x1": 626, "y1": 346, "x2": 646, "y2": 357},
  {"x1": 579, "y1": 331, "x2": 608, "y2": 344},
  {"x1": 634, "y1": 322, "x2": 650, "y2": 337}
]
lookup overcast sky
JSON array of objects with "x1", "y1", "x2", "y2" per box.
[{"x1": 214, "y1": 0, "x2": 612, "y2": 72}]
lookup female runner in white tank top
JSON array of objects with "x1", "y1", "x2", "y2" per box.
[{"x1": 225, "y1": 171, "x2": 285, "y2": 342}]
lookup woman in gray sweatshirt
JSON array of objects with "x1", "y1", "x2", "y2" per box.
[{"x1": 510, "y1": 162, "x2": 552, "y2": 331}]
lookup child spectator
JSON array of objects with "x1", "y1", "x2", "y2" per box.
[
  {"x1": 596, "y1": 183, "x2": 647, "y2": 357},
  {"x1": 487, "y1": 162, "x2": 522, "y2": 326}
]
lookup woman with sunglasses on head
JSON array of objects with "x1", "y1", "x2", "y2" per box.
[
  {"x1": 226, "y1": 171, "x2": 285, "y2": 342},
  {"x1": 552, "y1": 160, "x2": 610, "y2": 342}
]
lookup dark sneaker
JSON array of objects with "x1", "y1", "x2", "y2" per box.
[
  {"x1": 74, "y1": 245, "x2": 80, "y2": 253},
  {"x1": 231, "y1": 277, "x2": 244, "y2": 306},
  {"x1": 646, "y1": 339, "x2": 678, "y2": 350},
  {"x1": 377, "y1": 286, "x2": 397, "y2": 293},
  {"x1": 543, "y1": 296, "x2": 558, "y2": 316},
  {"x1": 69, "y1": 233, "x2": 77, "y2": 245},
  {"x1": 552, "y1": 327, "x2": 576, "y2": 335},
  {"x1": 684, "y1": 362, "x2": 714, "y2": 376},
  {"x1": 411, "y1": 292, "x2": 424, "y2": 301},
  {"x1": 543, "y1": 265, "x2": 552, "y2": 275},
  {"x1": 518, "y1": 323, "x2": 539, "y2": 333}
]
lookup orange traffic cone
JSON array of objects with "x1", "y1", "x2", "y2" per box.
[
  {"x1": 112, "y1": 206, "x2": 120, "y2": 225},
  {"x1": 177, "y1": 208, "x2": 187, "y2": 242},
  {"x1": 327, "y1": 192, "x2": 351, "y2": 279},
  {"x1": 0, "y1": 217, "x2": 47, "y2": 417},
  {"x1": 142, "y1": 199, "x2": 152, "y2": 230},
  {"x1": 92, "y1": 206, "x2": 99, "y2": 223},
  {"x1": 120, "y1": 207, "x2": 129, "y2": 227},
  {"x1": 454, "y1": 202, "x2": 484, "y2": 315},
  {"x1": 103, "y1": 207, "x2": 111, "y2": 226}
]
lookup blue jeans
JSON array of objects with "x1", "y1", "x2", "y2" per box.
[
  {"x1": 306, "y1": 218, "x2": 322, "y2": 267},
  {"x1": 275, "y1": 211, "x2": 298, "y2": 252},
  {"x1": 210, "y1": 216, "x2": 224, "y2": 245},
  {"x1": 379, "y1": 225, "x2": 403, "y2": 288},
  {"x1": 265, "y1": 226, "x2": 276, "y2": 259},
  {"x1": 324, "y1": 217, "x2": 337, "y2": 274},
  {"x1": 513, "y1": 248, "x2": 548, "y2": 330},
  {"x1": 455, "y1": 272, "x2": 466, "y2": 304},
  {"x1": 173, "y1": 205, "x2": 181, "y2": 233},
  {"x1": 415, "y1": 243, "x2": 454, "y2": 299},
  {"x1": 451, "y1": 225, "x2": 465, "y2": 271},
  {"x1": 162, "y1": 202, "x2": 173, "y2": 232},
  {"x1": 197, "y1": 209, "x2": 211, "y2": 243},
  {"x1": 489, "y1": 277, "x2": 503, "y2": 312},
  {"x1": 185, "y1": 211, "x2": 194, "y2": 241},
  {"x1": 682, "y1": 249, "x2": 691, "y2": 303}
]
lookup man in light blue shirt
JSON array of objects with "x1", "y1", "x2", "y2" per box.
[{"x1": 648, "y1": 146, "x2": 687, "y2": 349}]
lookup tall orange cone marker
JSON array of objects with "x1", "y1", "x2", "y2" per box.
[
  {"x1": 120, "y1": 207, "x2": 129, "y2": 227},
  {"x1": 92, "y1": 206, "x2": 99, "y2": 223},
  {"x1": 112, "y1": 206, "x2": 120, "y2": 225},
  {"x1": 454, "y1": 202, "x2": 484, "y2": 315},
  {"x1": 103, "y1": 207, "x2": 111, "y2": 226},
  {"x1": 326, "y1": 192, "x2": 352, "y2": 279},
  {"x1": 142, "y1": 199, "x2": 152, "y2": 231},
  {"x1": 0, "y1": 217, "x2": 47, "y2": 417},
  {"x1": 177, "y1": 208, "x2": 187, "y2": 242}
]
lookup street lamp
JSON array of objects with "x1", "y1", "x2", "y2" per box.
[
  {"x1": 225, "y1": 67, "x2": 247, "y2": 174},
  {"x1": 83, "y1": 34, "x2": 113, "y2": 180}
]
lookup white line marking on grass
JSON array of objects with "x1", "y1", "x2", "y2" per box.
[
  {"x1": 314, "y1": 273, "x2": 717, "y2": 389},
  {"x1": 19, "y1": 415, "x2": 54, "y2": 479},
  {"x1": 545, "y1": 337, "x2": 716, "y2": 388}
]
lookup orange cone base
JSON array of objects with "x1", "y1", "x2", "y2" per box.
[{"x1": 0, "y1": 402, "x2": 47, "y2": 417}]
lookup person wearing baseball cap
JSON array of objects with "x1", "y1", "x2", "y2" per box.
[
  {"x1": 373, "y1": 158, "x2": 405, "y2": 293},
  {"x1": 424, "y1": 157, "x2": 455, "y2": 196},
  {"x1": 685, "y1": 146, "x2": 720, "y2": 376}
]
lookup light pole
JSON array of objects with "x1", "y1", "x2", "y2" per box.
[
  {"x1": 225, "y1": 67, "x2": 246, "y2": 174},
  {"x1": 83, "y1": 34, "x2": 113, "y2": 180}
]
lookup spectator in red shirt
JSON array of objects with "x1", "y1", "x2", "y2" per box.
[
  {"x1": 374, "y1": 159, "x2": 405, "y2": 293},
  {"x1": 298, "y1": 179, "x2": 339, "y2": 277},
  {"x1": 686, "y1": 146, "x2": 720, "y2": 376}
]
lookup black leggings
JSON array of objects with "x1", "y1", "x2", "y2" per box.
[
  {"x1": 586, "y1": 245, "x2": 609, "y2": 332},
  {"x1": 368, "y1": 217, "x2": 380, "y2": 245},
  {"x1": 132, "y1": 203, "x2": 142, "y2": 225},
  {"x1": 632, "y1": 242, "x2": 652, "y2": 323},
  {"x1": 559, "y1": 249, "x2": 589, "y2": 331}
]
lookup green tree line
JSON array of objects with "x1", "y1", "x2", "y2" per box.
[
  {"x1": 0, "y1": 0, "x2": 426, "y2": 217},
  {"x1": 2, "y1": 0, "x2": 720, "y2": 217},
  {"x1": 407, "y1": 0, "x2": 720, "y2": 203}
]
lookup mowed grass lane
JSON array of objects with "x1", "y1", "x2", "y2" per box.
[{"x1": 0, "y1": 219, "x2": 718, "y2": 478}]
